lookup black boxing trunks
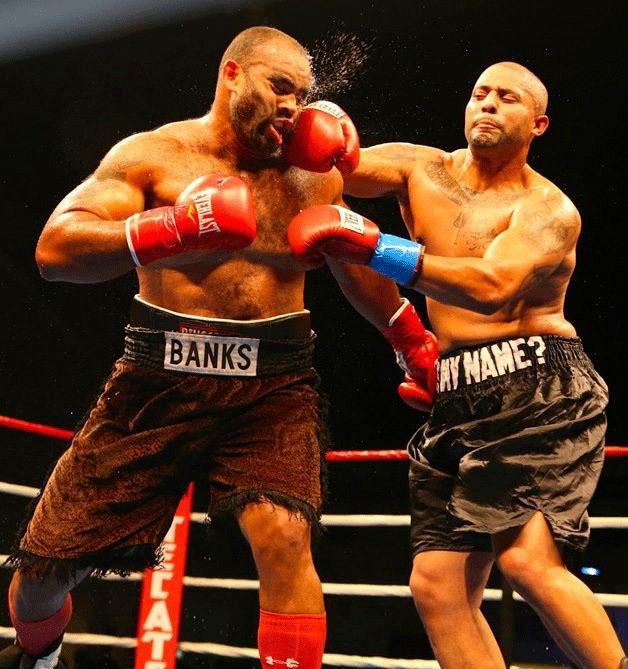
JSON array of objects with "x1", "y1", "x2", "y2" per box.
[
  {"x1": 10, "y1": 297, "x2": 326, "y2": 579},
  {"x1": 408, "y1": 335, "x2": 609, "y2": 555}
]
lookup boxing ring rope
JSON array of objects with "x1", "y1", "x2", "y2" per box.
[{"x1": 1, "y1": 414, "x2": 627, "y2": 668}]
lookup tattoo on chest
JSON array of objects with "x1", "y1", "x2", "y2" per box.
[
  {"x1": 426, "y1": 160, "x2": 476, "y2": 206},
  {"x1": 452, "y1": 213, "x2": 498, "y2": 250},
  {"x1": 425, "y1": 159, "x2": 526, "y2": 251}
]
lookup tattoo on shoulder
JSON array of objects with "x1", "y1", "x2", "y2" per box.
[
  {"x1": 523, "y1": 198, "x2": 579, "y2": 254},
  {"x1": 97, "y1": 160, "x2": 144, "y2": 182},
  {"x1": 425, "y1": 159, "x2": 475, "y2": 205}
]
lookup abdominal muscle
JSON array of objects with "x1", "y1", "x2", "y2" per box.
[
  {"x1": 136, "y1": 252, "x2": 307, "y2": 321},
  {"x1": 429, "y1": 299, "x2": 578, "y2": 354}
]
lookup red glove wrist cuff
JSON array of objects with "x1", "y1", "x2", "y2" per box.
[{"x1": 381, "y1": 298, "x2": 426, "y2": 343}]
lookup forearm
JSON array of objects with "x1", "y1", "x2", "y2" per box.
[
  {"x1": 37, "y1": 174, "x2": 256, "y2": 283},
  {"x1": 288, "y1": 203, "x2": 530, "y2": 317},
  {"x1": 412, "y1": 254, "x2": 518, "y2": 315},
  {"x1": 327, "y1": 258, "x2": 403, "y2": 329},
  {"x1": 36, "y1": 212, "x2": 137, "y2": 283}
]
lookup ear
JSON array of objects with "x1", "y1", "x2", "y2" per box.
[
  {"x1": 222, "y1": 59, "x2": 241, "y2": 91},
  {"x1": 532, "y1": 114, "x2": 549, "y2": 137}
]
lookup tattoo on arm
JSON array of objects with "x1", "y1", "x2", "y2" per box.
[
  {"x1": 520, "y1": 264, "x2": 548, "y2": 292},
  {"x1": 96, "y1": 160, "x2": 144, "y2": 182},
  {"x1": 523, "y1": 200, "x2": 578, "y2": 254}
]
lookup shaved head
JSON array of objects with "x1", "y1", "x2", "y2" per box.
[
  {"x1": 220, "y1": 26, "x2": 311, "y2": 72},
  {"x1": 477, "y1": 62, "x2": 548, "y2": 115}
]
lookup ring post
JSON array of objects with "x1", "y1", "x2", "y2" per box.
[{"x1": 135, "y1": 483, "x2": 194, "y2": 669}]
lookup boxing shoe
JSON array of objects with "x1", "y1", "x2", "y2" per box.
[{"x1": 0, "y1": 636, "x2": 66, "y2": 668}]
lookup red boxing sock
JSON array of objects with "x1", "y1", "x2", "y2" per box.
[
  {"x1": 258, "y1": 609, "x2": 326, "y2": 669},
  {"x1": 9, "y1": 587, "x2": 72, "y2": 655}
]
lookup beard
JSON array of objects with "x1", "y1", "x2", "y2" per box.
[
  {"x1": 230, "y1": 85, "x2": 280, "y2": 158},
  {"x1": 469, "y1": 131, "x2": 502, "y2": 149},
  {"x1": 467, "y1": 120, "x2": 528, "y2": 152}
]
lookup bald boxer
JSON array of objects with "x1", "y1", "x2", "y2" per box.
[
  {"x1": 289, "y1": 62, "x2": 626, "y2": 668},
  {"x1": 0, "y1": 26, "x2": 436, "y2": 669}
]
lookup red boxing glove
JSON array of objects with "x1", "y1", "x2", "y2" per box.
[
  {"x1": 288, "y1": 204, "x2": 380, "y2": 269},
  {"x1": 126, "y1": 174, "x2": 256, "y2": 267},
  {"x1": 288, "y1": 204, "x2": 426, "y2": 287},
  {"x1": 283, "y1": 100, "x2": 360, "y2": 175},
  {"x1": 380, "y1": 298, "x2": 438, "y2": 413}
]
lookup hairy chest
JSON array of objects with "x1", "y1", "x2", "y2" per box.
[{"x1": 149, "y1": 154, "x2": 334, "y2": 250}]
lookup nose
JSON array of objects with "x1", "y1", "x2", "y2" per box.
[
  {"x1": 277, "y1": 93, "x2": 299, "y2": 119},
  {"x1": 481, "y1": 91, "x2": 499, "y2": 112}
]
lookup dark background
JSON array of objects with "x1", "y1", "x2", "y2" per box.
[{"x1": 1, "y1": 0, "x2": 626, "y2": 667}]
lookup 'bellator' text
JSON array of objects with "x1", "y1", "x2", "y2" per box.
[
  {"x1": 164, "y1": 332, "x2": 260, "y2": 376},
  {"x1": 437, "y1": 336, "x2": 547, "y2": 392}
]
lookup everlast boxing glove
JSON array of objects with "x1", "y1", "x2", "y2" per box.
[
  {"x1": 283, "y1": 101, "x2": 360, "y2": 175},
  {"x1": 126, "y1": 174, "x2": 256, "y2": 267},
  {"x1": 288, "y1": 204, "x2": 425, "y2": 287},
  {"x1": 380, "y1": 298, "x2": 438, "y2": 413}
]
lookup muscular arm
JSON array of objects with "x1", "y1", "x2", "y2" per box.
[
  {"x1": 415, "y1": 189, "x2": 580, "y2": 313},
  {"x1": 343, "y1": 143, "x2": 420, "y2": 198},
  {"x1": 35, "y1": 134, "x2": 152, "y2": 283},
  {"x1": 327, "y1": 258, "x2": 404, "y2": 329}
]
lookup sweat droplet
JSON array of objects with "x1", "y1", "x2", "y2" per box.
[{"x1": 309, "y1": 31, "x2": 373, "y2": 100}]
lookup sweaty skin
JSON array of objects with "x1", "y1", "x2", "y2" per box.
[
  {"x1": 339, "y1": 62, "x2": 626, "y2": 669},
  {"x1": 35, "y1": 37, "x2": 343, "y2": 322},
  {"x1": 343, "y1": 64, "x2": 578, "y2": 353}
]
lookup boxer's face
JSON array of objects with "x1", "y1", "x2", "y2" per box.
[
  {"x1": 464, "y1": 64, "x2": 541, "y2": 151},
  {"x1": 230, "y1": 40, "x2": 311, "y2": 157}
]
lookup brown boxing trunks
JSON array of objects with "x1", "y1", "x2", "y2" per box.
[{"x1": 10, "y1": 296, "x2": 326, "y2": 579}]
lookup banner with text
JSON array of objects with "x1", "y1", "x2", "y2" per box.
[{"x1": 135, "y1": 483, "x2": 194, "y2": 669}]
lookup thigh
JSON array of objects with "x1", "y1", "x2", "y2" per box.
[
  {"x1": 409, "y1": 454, "x2": 492, "y2": 555},
  {"x1": 493, "y1": 511, "x2": 565, "y2": 573},
  {"x1": 209, "y1": 369, "x2": 325, "y2": 518},
  {"x1": 18, "y1": 361, "x2": 199, "y2": 567}
]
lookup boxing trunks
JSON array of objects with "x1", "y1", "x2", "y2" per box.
[
  {"x1": 10, "y1": 296, "x2": 326, "y2": 579},
  {"x1": 408, "y1": 335, "x2": 609, "y2": 555}
]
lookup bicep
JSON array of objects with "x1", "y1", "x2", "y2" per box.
[
  {"x1": 485, "y1": 195, "x2": 580, "y2": 288},
  {"x1": 343, "y1": 143, "x2": 416, "y2": 198},
  {"x1": 48, "y1": 137, "x2": 151, "y2": 225}
]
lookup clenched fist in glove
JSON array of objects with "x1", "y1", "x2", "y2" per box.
[
  {"x1": 287, "y1": 204, "x2": 425, "y2": 287},
  {"x1": 380, "y1": 299, "x2": 438, "y2": 413},
  {"x1": 126, "y1": 174, "x2": 256, "y2": 267},
  {"x1": 283, "y1": 101, "x2": 360, "y2": 175}
]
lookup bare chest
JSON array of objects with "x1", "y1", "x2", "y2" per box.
[
  {"x1": 410, "y1": 179, "x2": 525, "y2": 257},
  {"x1": 150, "y1": 153, "x2": 332, "y2": 249}
]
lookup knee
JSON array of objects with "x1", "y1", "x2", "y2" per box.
[
  {"x1": 9, "y1": 571, "x2": 66, "y2": 620},
  {"x1": 409, "y1": 559, "x2": 449, "y2": 614},
  {"x1": 496, "y1": 546, "x2": 546, "y2": 597},
  {"x1": 240, "y1": 501, "x2": 312, "y2": 569}
]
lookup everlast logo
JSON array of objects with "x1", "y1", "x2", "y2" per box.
[
  {"x1": 164, "y1": 332, "x2": 260, "y2": 376},
  {"x1": 437, "y1": 336, "x2": 547, "y2": 392},
  {"x1": 189, "y1": 192, "x2": 221, "y2": 236}
]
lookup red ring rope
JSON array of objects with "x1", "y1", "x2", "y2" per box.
[
  {"x1": 0, "y1": 415, "x2": 74, "y2": 441},
  {"x1": 2, "y1": 414, "x2": 627, "y2": 460}
]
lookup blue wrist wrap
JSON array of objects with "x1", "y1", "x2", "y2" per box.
[{"x1": 368, "y1": 234, "x2": 425, "y2": 285}]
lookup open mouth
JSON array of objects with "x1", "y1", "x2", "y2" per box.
[{"x1": 269, "y1": 119, "x2": 293, "y2": 145}]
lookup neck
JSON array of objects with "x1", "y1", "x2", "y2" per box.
[{"x1": 458, "y1": 146, "x2": 529, "y2": 191}]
